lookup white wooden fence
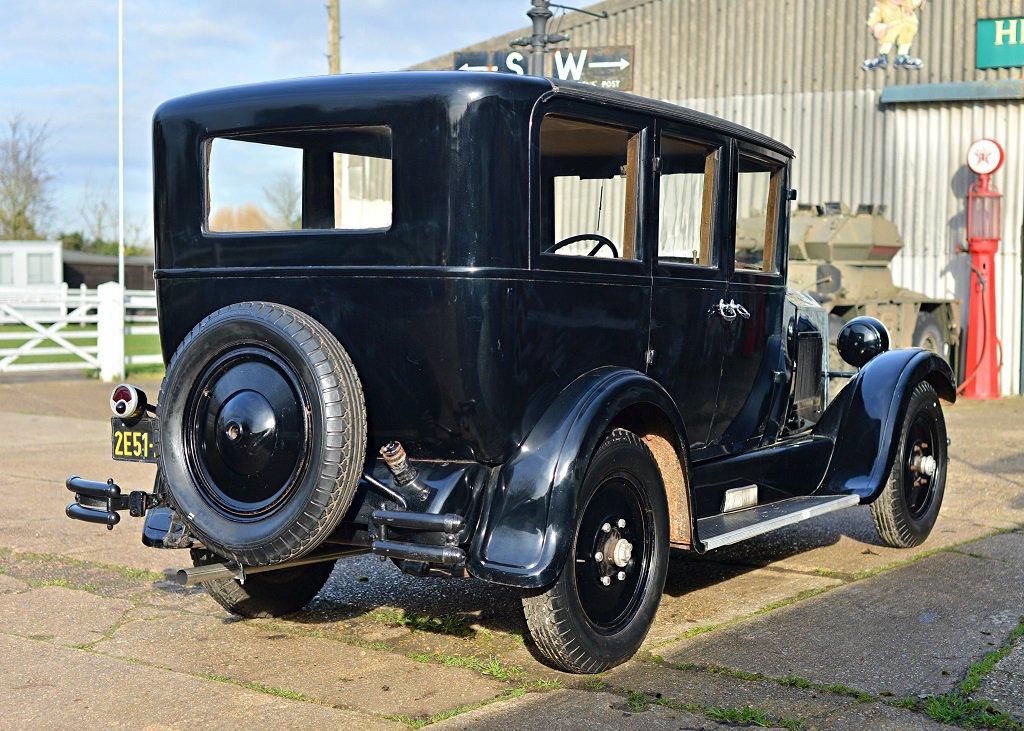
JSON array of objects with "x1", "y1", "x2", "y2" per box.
[{"x1": 0, "y1": 283, "x2": 162, "y2": 380}]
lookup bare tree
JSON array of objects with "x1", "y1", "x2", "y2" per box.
[
  {"x1": 78, "y1": 176, "x2": 116, "y2": 244},
  {"x1": 263, "y1": 171, "x2": 301, "y2": 229},
  {"x1": 0, "y1": 116, "x2": 53, "y2": 239}
]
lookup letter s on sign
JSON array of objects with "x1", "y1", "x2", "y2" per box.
[{"x1": 506, "y1": 52, "x2": 525, "y2": 75}]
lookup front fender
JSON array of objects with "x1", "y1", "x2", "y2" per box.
[
  {"x1": 467, "y1": 367, "x2": 688, "y2": 588},
  {"x1": 815, "y1": 348, "x2": 955, "y2": 502}
]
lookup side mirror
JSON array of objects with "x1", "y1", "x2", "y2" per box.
[{"x1": 837, "y1": 316, "x2": 890, "y2": 368}]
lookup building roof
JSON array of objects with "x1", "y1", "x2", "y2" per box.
[{"x1": 62, "y1": 249, "x2": 154, "y2": 266}]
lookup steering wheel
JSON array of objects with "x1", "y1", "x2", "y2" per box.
[{"x1": 546, "y1": 233, "x2": 619, "y2": 259}]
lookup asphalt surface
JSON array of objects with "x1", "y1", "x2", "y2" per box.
[{"x1": 0, "y1": 377, "x2": 1021, "y2": 729}]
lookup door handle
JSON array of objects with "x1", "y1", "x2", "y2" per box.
[{"x1": 714, "y1": 299, "x2": 750, "y2": 322}]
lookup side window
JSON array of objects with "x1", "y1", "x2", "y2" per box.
[
  {"x1": 734, "y1": 156, "x2": 784, "y2": 273},
  {"x1": 0, "y1": 253, "x2": 12, "y2": 285},
  {"x1": 658, "y1": 134, "x2": 719, "y2": 267},
  {"x1": 540, "y1": 115, "x2": 641, "y2": 261},
  {"x1": 26, "y1": 253, "x2": 55, "y2": 284},
  {"x1": 206, "y1": 126, "x2": 393, "y2": 233}
]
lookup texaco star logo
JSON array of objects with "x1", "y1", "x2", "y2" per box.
[{"x1": 967, "y1": 139, "x2": 1004, "y2": 176}]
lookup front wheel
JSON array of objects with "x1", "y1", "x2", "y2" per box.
[
  {"x1": 522, "y1": 428, "x2": 669, "y2": 673},
  {"x1": 871, "y1": 381, "x2": 947, "y2": 548}
]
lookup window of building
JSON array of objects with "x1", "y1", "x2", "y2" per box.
[
  {"x1": 0, "y1": 254, "x2": 12, "y2": 285},
  {"x1": 658, "y1": 135, "x2": 719, "y2": 267},
  {"x1": 206, "y1": 126, "x2": 392, "y2": 233},
  {"x1": 540, "y1": 115, "x2": 641, "y2": 261},
  {"x1": 26, "y1": 253, "x2": 55, "y2": 284},
  {"x1": 734, "y1": 157, "x2": 784, "y2": 273}
]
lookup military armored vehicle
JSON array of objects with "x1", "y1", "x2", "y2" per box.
[{"x1": 741, "y1": 201, "x2": 960, "y2": 371}]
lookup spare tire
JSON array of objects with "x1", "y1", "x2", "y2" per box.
[{"x1": 158, "y1": 302, "x2": 366, "y2": 566}]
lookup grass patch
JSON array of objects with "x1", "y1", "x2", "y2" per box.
[
  {"x1": 388, "y1": 687, "x2": 526, "y2": 729},
  {"x1": 906, "y1": 617, "x2": 1024, "y2": 729},
  {"x1": 406, "y1": 650, "x2": 560, "y2": 690},
  {"x1": 705, "y1": 705, "x2": 774, "y2": 727},
  {"x1": 195, "y1": 671, "x2": 310, "y2": 702},
  {"x1": 367, "y1": 608, "x2": 471, "y2": 636}
]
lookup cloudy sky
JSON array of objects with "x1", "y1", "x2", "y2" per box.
[{"x1": 0, "y1": 0, "x2": 531, "y2": 243}]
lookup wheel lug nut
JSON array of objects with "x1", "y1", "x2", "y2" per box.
[
  {"x1": 617, "y1": 571, "x2": 626, "y2": 581},
  {"x1": 594, "y1": 552, "x2": 603, "y2": 562},
  {"x1": 601, "y1": 523, "x2": 611, "y2": 533},
  {"x1": 601, "y1": 576, "x2": 611, "y2": 586},
  {"x1": 617, "y1": 518, "x2": 626, "y2": 528}
]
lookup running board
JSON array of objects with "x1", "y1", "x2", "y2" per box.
[{"x1": 698, "y1": 494, "x2": 861, "y2": 551}]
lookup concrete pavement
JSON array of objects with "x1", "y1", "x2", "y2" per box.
[{"x1": 0, "y1": 379, "x2": 1021, "y2": 729}]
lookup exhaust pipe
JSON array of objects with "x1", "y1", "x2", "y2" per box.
[{"x1": 172, "y1": 548, "x2": 366, "y2": 587}]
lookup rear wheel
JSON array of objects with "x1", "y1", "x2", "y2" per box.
[
  {"x1": 190, "y1": 548, "x2": 335, "y2": 618},
  {"x1": 522, "y1": 428, "x2": 669, "y2": 673},
  {"x1": 871, "y1": 382, "x2": 947, "y2": 548}
]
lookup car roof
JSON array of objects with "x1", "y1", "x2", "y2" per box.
[{"x1": 155, "y1": 71, "x2": 793, "y2": 158}]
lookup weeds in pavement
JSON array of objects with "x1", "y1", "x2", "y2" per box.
[
  {"x1": 367, "y1": 608, "x2": 471, "y2": 637},
  {"x1": 907, "y1": 617, "x2": 1024, "y2": 730}
]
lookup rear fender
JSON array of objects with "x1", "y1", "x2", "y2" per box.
[
  {"x1": 467, "y1": 367, "x2": 690, "y2": 588},
  {"x1": 815, "y1": 348, "x2": 955, "y2": 502}
]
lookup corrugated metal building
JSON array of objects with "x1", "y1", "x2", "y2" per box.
[{"x1": 415, "y1": 0, "x2": 1024, "y2": 395}]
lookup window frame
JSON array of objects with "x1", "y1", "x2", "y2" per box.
[
  {"x1": 0, "y1": 253, "x2": 13, "y2": 285},
  {"x1": 201, "y1": 124, "x2": 395, "y2": 238},
  {"x1": 727, "y1": 142, "x2": 789, "y2": 284},
  {"x1": 651, "y1": 119, "x2": 729, "y2": 282},
  {"x1": 26, "y1": 252, "x2": 56, "y2": 285},
  {"x1": 530, "y1": 99, "x2": 652, "y2": 277}
]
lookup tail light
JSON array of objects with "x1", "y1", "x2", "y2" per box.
[{"x1": 110, "y1": 384, "x2": 147, "y2": 420}]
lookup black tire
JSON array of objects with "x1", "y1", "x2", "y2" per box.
[
  {"x1": 159, "y1": 302, "x2": 366, "y2": 566},
  {"x1": 912, "y1": 311, "x2": 947, "y2": 362},
  {"x1": 190, "y1": 548, "x2": 335, "y2": 618},
  {"x1": 522, "y1": 428, "x2": 669, "y2": 674},
  {"x1": 871, "y1": 381, "x2": 947, "y2": 548}
]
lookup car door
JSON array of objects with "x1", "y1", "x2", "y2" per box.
[
  {"x1": 646, "y1": 122, "x2": 730, "y2": 455},
  {"x1": 708, "y1": 143, "x2": 790, "y2": 454}
]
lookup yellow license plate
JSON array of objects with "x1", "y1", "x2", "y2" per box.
[{"x1": 111, "y1": 416, "x2": 159, "y2": 463}]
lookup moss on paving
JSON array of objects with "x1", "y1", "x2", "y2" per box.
[{"x1": 613, "y1": 686, "x2": 804, "y2": 729}]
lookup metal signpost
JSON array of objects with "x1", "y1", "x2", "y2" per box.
[{"x1": 454, "y1": 45, "x2": 634, "y2": 90}]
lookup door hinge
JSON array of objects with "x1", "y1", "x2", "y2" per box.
[
  {"x1": 652, "y1": 156, "x2": 662, "y2": 174},
  {"x1": 645, "y1": 349, "x2": 656, "y2": 366}
]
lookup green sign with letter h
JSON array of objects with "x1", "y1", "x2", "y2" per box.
[{"x1": 977, "y1": 17, "x2": 1024, "y2": 69}]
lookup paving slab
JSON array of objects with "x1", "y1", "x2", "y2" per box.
[
  {"x1": 93, "y1": 610, "x2": 508, "y2": 718},
  {"x1": 665, "y1": 543, "x2": 1024, "y2": 697},
  {"x1": 0, "y1": 633, "x2": 397, "y2": 730},
  {"x1": 650, "y1": 559, "x2": 843, "y2": 645},
  {"x1": 0, "y1": 575, "x2": 28, "y2": 594},
  {"x1": 0, "y1": 411, "x2": 162, "y2": 572},
  {"x1": 432, "y1": 689, "x2": 734, "y2": 730},
  {"x1": 974, "y1": 643, "x2": 1024, "y2": 720},
  {"x1": 0, "y1": 586, "x2": 131, "y2": 646},
  {"x1": 818, "y1": 702, "x2": 961, "y2": 730},
  {"x1": 608, "y1": 660, "x2": 856, "y2": 724}
]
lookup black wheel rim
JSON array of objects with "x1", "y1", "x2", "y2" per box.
[
  {"x1": 573, "y1": 474, "x2": 653, "y2": 633},
  {"x1": 903, "y1": 410, "x2": 939, "y2": 520},
  {"x1": 183, "y1": 346, "x2": 311, "y2": 521}
]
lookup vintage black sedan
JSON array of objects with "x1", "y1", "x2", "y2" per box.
[{"x1": 66, "y1": 72, "x2": 953, "y2": 673}]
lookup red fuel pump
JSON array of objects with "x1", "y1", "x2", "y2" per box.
[{"x1": 962, "y1": 138, "x2": 1004, "y2": 399}]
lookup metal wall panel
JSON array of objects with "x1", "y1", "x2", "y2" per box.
[{"x1": 412, "y1": 0, "x2": 1024, "y2": 393}]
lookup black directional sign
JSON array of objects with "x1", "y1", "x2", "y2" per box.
[{"x1": 453, "y1": 45, "x2": 634, "y2": 91}]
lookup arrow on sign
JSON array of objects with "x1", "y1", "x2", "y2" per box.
[
  {"x1": 459, "y1": 63, "x2": 497, "y2": 71},
  {"x1": 588, "y1": 58, "x2": 630, "y2": 70}
]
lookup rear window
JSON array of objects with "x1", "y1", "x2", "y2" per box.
[{"x1": 206, "y1": 126, "x2": 392, "y2": 233}]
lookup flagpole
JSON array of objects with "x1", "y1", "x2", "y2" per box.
[{"x1": 117, "y1": 0, "x2": 126, "y2": 378}]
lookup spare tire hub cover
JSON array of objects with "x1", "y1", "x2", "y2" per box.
[{"x1": 185, "y1": 347, "x2": 310, "y2": 519}]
